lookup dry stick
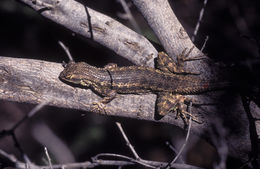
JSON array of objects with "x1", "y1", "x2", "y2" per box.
[
  {"x1": 131, "y1": 0, "x2": 204, "y2": 62},
  {"x1": 201, "y1": 36, "x2": 209, "y2": 52},
  {"x1": 44, "y1": 147, "x2": 53, "y2": 169},
  {"x1": 93, "y1": 153, "x2": 205, "y2": 169},
  {"x1": 191, "y1": 0, "x2": 208, "y2": 42},
  {"x1": 93, "y1": 153, "x2": 138, "y2": 162},
  {"x1": 93, "y1": 153, "x2": 146, "y2": 167},
  {"x1": 19, "y1": 0, "x2": 157, "y2": 66},
  {"x1": 115, "y1": 122, "x2": 140, "y2": 159},
  {"x1": 58, "y1": 41, "x2": 74, "y2": 62},
  {"x1": 0, "y1": 101, "x2": 49, "y2": 166},
  {"x1": 118, "y1": 0, "x2": 141, "y2": 34},
  {"x1": 167, "y1": 102, "x2": 193, "y2": 168},
  {"x1": 0, "y1": 148, "x2": 204, "y2": 169},
  {"x1": 115, "y1": 122, "x2": 156, "y2": 168},
  {"x1": 165, "y1": 141, "x2": 184, "y2": 163},
  {"x1": 92, "y1": 145, "x2": 204, "y2": 168},
  {"x1": 14, "y1": 101, "x2": 50, "y2": 130},
  {"x1": 0, "y1": 101, "x2": 49, "y2": 138},
  {"x1": 169, "y1": 118, "x2": 192, "y2": 167}
]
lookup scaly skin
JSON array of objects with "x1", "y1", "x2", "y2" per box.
[{"x1": 59, "y1": 52, "x2": 229, "y2": 122}]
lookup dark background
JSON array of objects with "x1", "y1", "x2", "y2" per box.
[{"x1": 0, "y1": 0, "x2": 260, "y2": 168}]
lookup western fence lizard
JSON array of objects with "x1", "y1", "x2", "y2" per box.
[{"x1": 59, "y1": 51, "x2": 229, "y2": 122}]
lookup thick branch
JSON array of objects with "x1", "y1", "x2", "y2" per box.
[
  {"x1": 0, "y1": 57, "x2": 251, "y2": 160},
  {"x1": 19, "y1": 0, "x2": 157, "y2": 66},
  {"x1": 132, "y1": 0, "x2": 214, "y2": 78},
  {"x1": 0, "y1": 56, "x2": 199, "y2": 129}
]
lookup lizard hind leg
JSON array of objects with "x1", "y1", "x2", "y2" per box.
[{"x1": 156, "y1": 93, "x2": 200, "y2": 123}]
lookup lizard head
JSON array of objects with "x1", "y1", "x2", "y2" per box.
[{"x1": 59, "y1": 62, "x2": 98, "y2": 87}]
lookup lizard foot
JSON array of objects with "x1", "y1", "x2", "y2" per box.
[
  {"x1": 156, "y1": 47, "x2": 201, "y2": 75},
  {"x1": 92, "y1": 101, "x2": 107, "y2": 114},
  {"x1": 157, "y1": 94, "x2": 201, "y2": 123},
  {"x1": 174, "y1": 104, "x2": 201, "y2": 124},
  {"x1": 175, "y1": 47, "x2": 201, "y2": 75}
]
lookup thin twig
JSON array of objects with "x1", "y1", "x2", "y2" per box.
[
  {"x1": 11, "y1": 101, "x2": 49, "y2": 131},
  {"x1": 192, "y1": 0, "x2": 208, "y2": 42},
  {"x1": 115, "y1": 122, "x2": 156, "y2": 168},
  {"x1": 93, "y1": 153, "x2": 149, "y2": 167},
  {"x1": 58, "y1": 41, "x2": 74, "y2": 62},
  {"x1": 44, "y1": 147, "x2": 53, "y2": 169},
  {"x1": 201, "y1": 35, "x2": 209, "y2": 52},
  {"x1": 11, "y1": 132, "x2": 27, "y2": 161},
  {"x1": 93, "y1": 153, "x2": 138, "y2": 162},
  {"x1": 165, "y1": 141, "x2": 184, "y2": 163},
  {"x1": 0, "y1": 148, "x2": 204, "y2": 169},
  {"x1": 167, "y1": 102, "x2": 193, "y2": 168},
  {"x1": 166, "y1": 141, "x2": 178, "y2": 154},
  {"x1": 116, "y1": 122, "x2": 140, "y2": 159},
  {"x1": 0, "y1": 101, "x2": 48, "y2": 167},
  {"x1": 94, "y1": 153, "x2": 163, "y2": 168}
]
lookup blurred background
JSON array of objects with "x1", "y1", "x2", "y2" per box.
[{"x1": 0, "y1": 0, "x2": 260, "y2": 168}]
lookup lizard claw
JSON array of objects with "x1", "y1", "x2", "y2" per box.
[
  {"x1": 157, "y1": 94, "x2": 202, "y2": 123},
  {"x1": 176, "y1": 108, "x2": 201, "y2": 124},
  {"x1": 92, "y1": 101, "x2": 107, "y2": 114}
]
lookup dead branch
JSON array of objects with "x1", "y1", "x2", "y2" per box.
[
  {"x1": 132, "y1": 0, "x2": 217, "y2": 80},
  {"x1": 0, "y1": 148, "x2": 204, "y2": 169},
  {"x1": 19, "y1": 0, "x2": 157, "y2": 66},
  {"x1": 0, "y1": 56, "x2": 202, "y2": 131},
  {"x1": 0, "y1": 56, "x2": 252, "y2": 161}
]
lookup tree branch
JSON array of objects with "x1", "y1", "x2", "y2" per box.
[
  {"x1": 132, "y1": 0, "x2": 214, "y2": 78},
  {"x1": 0, "y1": 148, "x2": 204, "y2": 169},
  {"x1": 0, "y1": 56, "x2": 252, "y2": 161},
  {"x1": 0, "y1": 56, "x2": 197, "y2": 129},
  {"x1": 18, "y1": 0, "x2": 157, "y2": 66}
]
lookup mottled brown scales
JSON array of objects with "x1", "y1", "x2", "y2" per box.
[{"x1": 59, "y1": 52, "x2": 229, "y2": 122}]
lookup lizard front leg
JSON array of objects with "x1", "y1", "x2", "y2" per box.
[
  {"x1": 156, "y1": 48, "x2": 202, "y2": 75},
  {"x1": 91, "y1": 84, "x2": 117, "y2": 113}
]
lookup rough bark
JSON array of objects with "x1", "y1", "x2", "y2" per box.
[
  {"x1": 19, "y1": 0, "x2": 157, "y2": 66},
  {"x1": 132, "y1": 0, "x2": 214, "y2": 78},
  {"x1": 0, "y1": 56, "x2": 251, "y2": 161}
]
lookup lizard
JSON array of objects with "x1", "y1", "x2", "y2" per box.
[{"x1": 59, "y1": 50, "x2": 229, "y2": 122}]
